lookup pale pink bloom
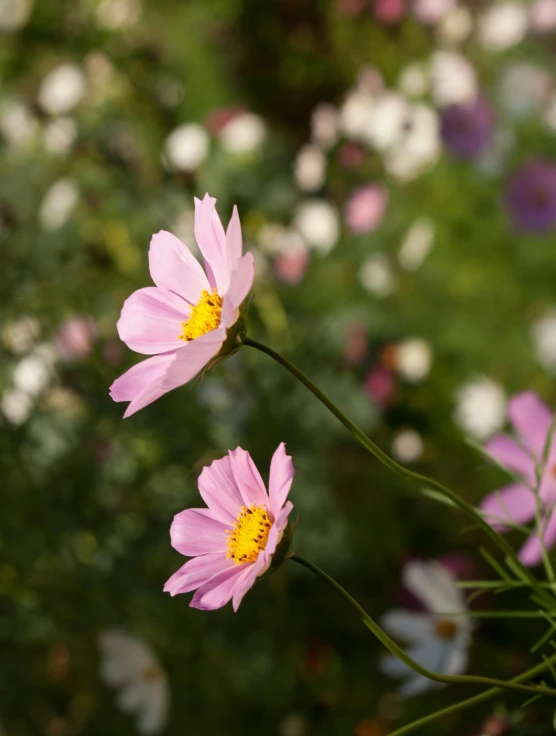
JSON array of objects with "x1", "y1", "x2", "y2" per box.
[
  {"x1": 364, "y1": 365, "x2": 396, "y2": 407},
  {"x1": 164, "y1": 444, "x2": 294, "y2": 611},
  {"x1": 374, "y1": 0, "x2": 407, "y2": 23},
  {"x1": 412, "y1": 0, "x2": 455, "y2": 24},
  {"x1": 531, "y1": 0, "x2": 556, "y2": 33},
  {"x1": 345, "y1": 184, "x2": 388, "y2": 235},
  {"x1": 480, "y1": 391, "x2": 556, "y2": 567},
  {"x1": 110, "y1": 194, "x2": 254, "y2": 417},
  {"x1": 274, "y1": 245, "x2": 310, "y2": 285},
  {"x1": 55, "y1": 314, "x2": 97, "y2": 360}
]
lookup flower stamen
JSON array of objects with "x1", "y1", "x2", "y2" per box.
[
  {"x1": 179, "y1": 290, "x2": 222, "y2": 342},
  {"x1": 434, "y1": 618, "x2": 458, "y2": 641},
  {"x1": 226, "y1": 505, "x2": 272, "y2": 565}
]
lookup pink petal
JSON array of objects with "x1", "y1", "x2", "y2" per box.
[
  {"x1": 268, "y1": 442, "x2": 294, "y2": 518},
  {"x1": 263, "y1": 501, "x2": 293, "y2": 564},
  {"x1": 117, "y1": 287, "x2": 188, "y2": 354},
  {"x1": 164, "y1": 552, "x2": 232, "y2": 596},
  {"x1": 189, "y1": 565, "x2": 242, "y2": 610},
  {"x1": 226, "y1": 205, "x2": 243, "y2": 269},
  {"x1": 170, "y1": 508, "x2": 228, "y2": 557},
  {"x1": 122, "y1": 380, "x2": 171, "y2": 419},
  {"x1": 480, "y1": 483, "x2": 537, "y2": 530},
  {"x1": 484, "y1": 435, "x2": 535, "y2": 485},
  {"x1": 518, "y1": 509, "x2": 556, "y2": 567},
  {"x1": 149, "y1": 230, "x2": 209, "y2": 304},
  {"x1": 194, "y1": 194, "x2": 229, "y2": 293},
  {"x1": 226, "y1": 253, "x2": 255, "y2": 316},
  {"x1": 198, "y1": 455, "x2": 245, "y2": 525},
  {"x1": 110, "y1": 353, "x2": 175, "y2": 402},
  {"x1": 232, "y1": 555, "x2": 266, "y2": 612},
  {"x1": 228, "y1": 447, "x2": 269, "y2": 508},
  {"x1": 509, "y1": 391, "x2": 553, "y2": 460},
  {"x1": 161, "y1": 327, "x2": 226, "y2": 393}
]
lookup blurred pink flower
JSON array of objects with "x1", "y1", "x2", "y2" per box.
[
  {"x1": 205, "y1": 106, "x2": 244, "y2": 135},
  {"x1": 337, "y1": 142, "x2": 365, "y2": 169},
  {"x1": 55, "y1": 314, "x2": 97, "y2": 360},
  {"x1": 373, "y1": 0, "x2": 407, "y2": 23},
  {"x1": 412, "y1": 0, "x2": 455, "y2": 24},
  {"x1": 164, "y1": 444, "x2": 294, "y2": 611},
  {"x1": 110, "y1": 194, "x2": 254, "y2": 417},
  {"x1": 364, "y1": 365, "x2": 396, "y2": 407},
  {"x1": 345, "y1": 184, "x2": 389, "y2": 235},
  {"x1": 480, "y1": 391, "x2": 556, "y2": 567},
  {"x1": 342, "y1": 323, "x2": 369, "y2": 367},
  {"x1": 274, "y1": 246, "x2": 310, "y2": 285}
]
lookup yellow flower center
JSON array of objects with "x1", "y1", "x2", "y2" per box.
[
  {"x1": 226, "y1": 505, "x2": 272, "y2": 565},
  {"x1": 434, "y1": 618, "x2": 458, "y2": 641},
  {"x1": 178, "y1": 290, "x2": 222, "y2": 342}
]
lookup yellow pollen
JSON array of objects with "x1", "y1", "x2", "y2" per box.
[
  {"x1": 226, "y1": 505, "x2": 272, "y2": 565},
  {"x1": 178, "y1": 290, "x2": 222, "y2": 341},
  {"x1": 434, "y1": 618, "x2": 458, "y2": 641}
]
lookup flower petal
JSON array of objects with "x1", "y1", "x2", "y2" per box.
[
  {"x1": 403, "y1": 560, "x2": 464, "y2": 615},
  {"x1": 484, "y1": 435, "x2": 536, "y2": 485},
  {"x1": 194, "y1": 194, "x2": 228, "y2": 292},
  {"x1": 164, "y1": 552, "x2": 230, "y2": 596},
  {"x1": 189, "y1": 565, "x2": 242, "y2": 610},
  {"x1": 509, "y1": 391, "x2": 553, "y2": 460},
  {"x1": 226, "y1": 205, "x2": 243, "y2": 268},
  {"x1": 263, "y1": 501, "x2": 294, "y2": 565},
  {"x1": 228, "y1": 447, "x2": 269, "y2": 508},
  {"x1": 232, "y1": 555, "x2": 267, "y2": 612},
  {"x1": 161, "y1": 327, "x2": 226, "y2": 393},
  {"x1": 117, "y1": 287, "x2": 188, "y2": 354},
  {"x1": 480, "y1": 482, "x2": 536, "y2": 530},
  {"x1": 149, "y1": 230, "x2": 210, "y2": 304},
  {"x1": 268, "y1": 442, "x2": 295, "y2": 518},
  {"x1": 380, "y1": 611, "x2": 433, "y2": 644},
  {"x1": 226, "y1": 253, "x2": 255, "y2": 312},
  {"x1": 110, "y1": 353, "x2": 175, "y2": 403},
  {"x1": 518, "y1": 509, "x2": 556, "y2": 567},
  {"x1": 169, "y1": 508, "x2": 228, "y2": 557},
  {"x1": 198, "y1": 455, "x2": 245, "y2": 525}
]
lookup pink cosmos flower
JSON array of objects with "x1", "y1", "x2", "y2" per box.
[
  {"x1": 110, "y1": 194, "x2": 254, "y2": 417},
  {"x1": 345, "y1": 184, "x2": 389, "y2": 235},
  {"x1": 480, "y1": 391, "x2": 556, "y2": 567},
  {"x1": 164, "y1": 444, "x2": 294, "y2": 611}
]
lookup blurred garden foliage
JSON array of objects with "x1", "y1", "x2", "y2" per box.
[{"x1": 2, "y1": 0, "x2": 556, "y2": 734}]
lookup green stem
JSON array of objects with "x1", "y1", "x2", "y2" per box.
[
  {"x1": 290, "y1": 554, "x2": 556, "y2": 698},
  {"x1": 244, "y1": 337, "x2": 555, "y2": 611}
]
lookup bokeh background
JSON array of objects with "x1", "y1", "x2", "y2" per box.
[{"x1": 3, "y1": 0, "x2": 556, "y2": 734}]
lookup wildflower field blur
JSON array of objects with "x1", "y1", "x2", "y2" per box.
[{"x1": 3, "y1": 0, "x2": 556, "y2": 734}]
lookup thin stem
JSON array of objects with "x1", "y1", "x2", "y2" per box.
[
  {"x1": 290, "y1": 554, "x2": 556, "y2": 698},
  {"x1": 244, "y1": 337, "x2": 556, "y2": 611},
  {"x1": 389, "y1": 649, "x2": 556, "y2": 736}
]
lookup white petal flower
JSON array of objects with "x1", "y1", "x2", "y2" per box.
[
  {"x1": 96, "y1": 0, "x2": 142, "y2": 29},
  {"x1": 219, "y1": 112, "x2": 266, "y2": 154},
  {"x1": 164, "y1": 123, "x2": 209, "y2": 172},
  {"x1": 365, "y1": 92, "x2": 411, "y2": 152},
  {"x1": 430, "y1": 51, "x2": 477, "y2": 107},
  {"x1": 380, "y1": 560, "x2": 471, "y2": 697},
  {"x1": 0, "y1": 0, "x2": 33, "y2": 32},
  {"x1": 398, "y1": 217, "x2": 435, "y2": 270},
  {"x1": 385, "y1": 104, "x2": 440, "y2": 182},
  {"x1": 398, "y1": 63, "x2": 429, "y2": 99},
  {"x1": 39, "y1": 178, "x2": 79, "y2": 231},
  {"x1": 396, "y1": 338, "x2": 433, "y2": 382},
  {"x1": 413, "y1": 0, "x2": 456, "y2": 25},
  {"x1": 532, "y1": 310, "x2": 556, "y2": 375},
  {"x1": 43, "y1": 117, "x2": 77, "y2": 156},
  {"x1": 13, "y1": 344, "x2": 57, "y2": 397},
  {"x1": 295, "y1": 200, "x2": 340, "y2": 254},
  {"x1": 436, "y1": 5, "x2": 473, "y2": 45},
  {"x1": 392, "y1": 429, "x2": 424, "y2": 463},
  {"x1": 478, "y1": 2, "x2": 529, "y2": 51},
  {"x1": 98, "y1": 630, "x2": 169, "y2": 735},
  {"x1": 38, "y1": 64, "x2": 86, "y2": 116},
  {"x1": 359, "y1": 255, "x2": 396, "y2": 298},
  {"x1": 294, "y1": 144, "x2": 327, "y2": 192},
  {"x1": 310, "y1": 103, "x2": 338, "y2": 149},
  {"x1": 2, "y1": 316, "x2": 40, "y2": 354},
  {"x1": 1, "y1": 388, "x2": 34, "y2": 425},
  {"x1": 339, "y1": 90, "x2": 376, "y2": 141},
  {"x1": 454, "y1": 377, "x2": 507, "y2": 440},
  {"x1": 0, "y1": 99, "x2": 38, "y2": 149}
]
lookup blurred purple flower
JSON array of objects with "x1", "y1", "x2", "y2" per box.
[
  {"x1": 505, "y1": 159, "x2": 556, "y2": 233},
  {"x1": 345, "y1": 184, "x2": 389, "y2": 235},
  {"x1": 440, "y1": 97, "x2": 493, "y2": 159}
]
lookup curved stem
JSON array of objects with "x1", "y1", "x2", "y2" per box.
[
  {"x1": 290, "y1": 554, "x2": 556, "y2": 698},
  {"x1": 244, "y1": 337, "x2": 555, "y2": 611}
]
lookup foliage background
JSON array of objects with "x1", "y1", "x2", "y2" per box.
[{"x1": 2, "y1": 0, "x2": 556, "y2": 734}]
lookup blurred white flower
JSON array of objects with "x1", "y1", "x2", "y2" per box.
[
  {"x1": 385, "y1": 104, "x2": 440, "y2": 182},
  {"x1": 398, "y1": 217, "x2": 435, "y2": 270},
  {"x1": 2, "y1": 316, "x2": 40, "y2": 354},
  {"x1": 413, "y1": 0, "x2": 456, "y2": 25},
  {"x1": 339, "y1": 89, "x2": 375, "y2": 141},
  {"x1": 454, "y1": 377, "x2": 507, "y2": 440},
  {"x1": 532, "y1": 310, "x2": 556, "y2": 375},
  {"x1": 531, "y1": 0, "x2": 556, "y2": 32},
  {"x1": 0, "y1": 100, "x2": 38, "y2": 149},
  {"x1": 39, "y1": 178, "x2": 79, "y2": 231},
  {"x1": 380, "y1": 560, "x2": 471, "y2": 697},
  {"x1": 430, "y1": 51, "x2": 477, "y2": 107},
  {"x1": 295, "y1": 200, "x2": 340, "y2": 254},
  {"x1": 436, "y1": 5, "x2": 473, "y2": 45},
  {"x1": 164, "y1": 123, "x2": 209, "y2": 172},
  {"x1": 310, "y1": 102, "x2": 338, "y2": 149},
  {"x1": 294, "y1": 144, "x2": 327, "y2": 192},
  {"x1": 478, "y1": 2, "x2": 528, "y2": 51},
  {"x1": 365, "y1": 92, "x2": 411, "y2": 151},
  {"x1": 359, "y1": 254, "x2": 396, "y2": 298},
  {"x1": 475, "y1": 128, "x2": 514, "y2": 178},
  {"x1": 1, "y1": 388, "x2": 33, "y2": 425},
  {"x1": 98, "y1": 630, "x2": 169, "y2": 735},
  {"x1": 392, "y1": 429, "x2": 424, "y2": 463},
  {"x1": 396, "y1": 338, "x2": 433, "y2": 382},
  {"x1": 498, "y1": 62, "x2": 552, "y2": 119},
  {"x1": 219, "y1": 112, "x2": 266, "y2": 154},
  {"x1": 0, "y1": 0, "x2": 32, "y2": 32},
  {"x1": 96, "y1": 0, "x2": 142, "y2": 29},
  {"x1": 43, "y1": 117, "x2": 77, "y2": 156},
  {"x1": 38, "y1": 64, "x2": 86, "y2": 116},
  {"x1": 13, "y1": 344, "x2": 57, "y2": 397},
  {"x1": 172, "y1": 209, "x2": 198, "y2": 255},
  {"x1": 398, "y1": 63, "x2": 429, "y2": 98}
]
